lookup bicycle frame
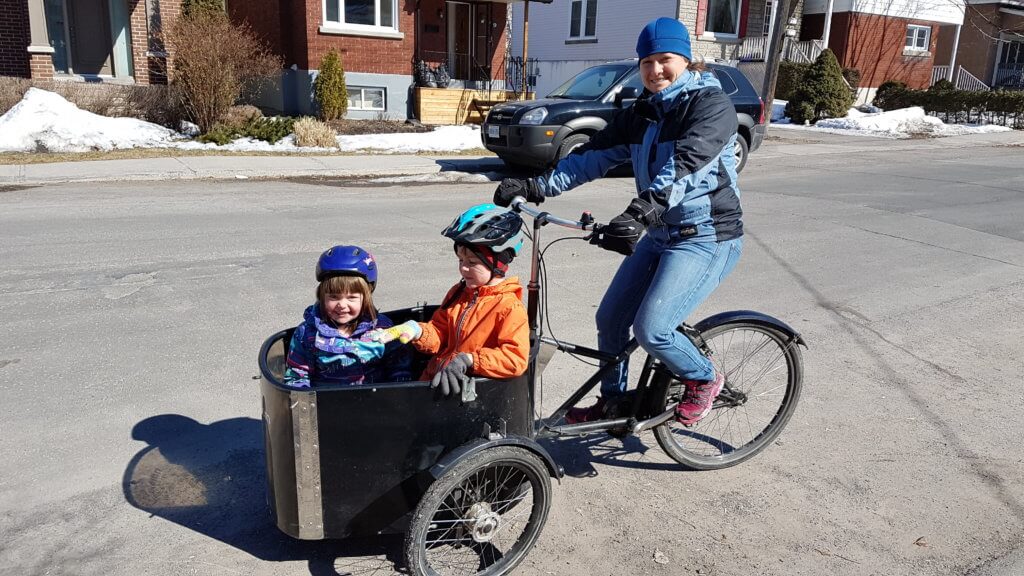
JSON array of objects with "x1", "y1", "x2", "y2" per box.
[{"x1": 512, "y1": 198, "x2": 680, "y2": 440}]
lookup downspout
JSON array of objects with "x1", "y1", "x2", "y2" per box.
[
  {"x1": 947, "y1": 23, "x2": 960, "y2": 82},
  {"x1": 521, "y1": 0, "x2": 530, "y2": 99}
]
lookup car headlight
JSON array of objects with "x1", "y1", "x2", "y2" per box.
[{"x1": 519, "y1": 107, "x2": 548, "y2": 125}]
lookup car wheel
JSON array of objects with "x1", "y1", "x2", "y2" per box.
[
  {"x1": 555, "y1": 133, "x2": 590, "y2": 164},
  {"x1": 734, "y1": 134, "x2": 749, "y2": 174}
]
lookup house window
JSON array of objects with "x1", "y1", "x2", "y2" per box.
[
  {"x1": 569, "y1": 0, "x2": 597, "y2": 39},
  {"x1": 705, "y1": 0, "x2": 741, "y2": 37},
  {"x1": 324, "y1": 0, "x2": 396, "y2": 29},
  {"x1": 905, "y1": 25, "x2": 930, "y2": 52},
  {"x1": 763, "y1": 0, "x2": 773, "y2": 35},
  {"x1": 348, "y1": 86, "x2": 386, "y2": 111}
]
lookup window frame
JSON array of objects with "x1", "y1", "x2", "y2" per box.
[
  {"x1": 703, "y1": 0, "x2": 742, "y2": 39},
  {"x1": 904, "y1": 24, "x2": 931, "y2": 52},
  {"x1": 321, "y1": 0, "x2": 400, "y2": 35},
  {"x1": 348, "y1": 85, "x2": 387, "y2": 111},
  {"x1": 567, "y1": 0, "x2": 598, "y2": 40}
]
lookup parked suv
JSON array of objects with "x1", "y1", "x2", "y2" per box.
[{"x1": 482, "y1": 59, "x2": 765, "y2": 173}]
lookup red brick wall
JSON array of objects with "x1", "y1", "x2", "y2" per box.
[
  {"x1": 803, "y1": 12, "x2": 937, "y2": 89},
  {"x1": 228, "y1": 0, "x2": 285, "y2": 56},
  {"x1": 0, "y1": 0, "x2": 31, "y2": 77},
  {"x1": 304, "y1": 1, "x2": 415, "y2": 73}
]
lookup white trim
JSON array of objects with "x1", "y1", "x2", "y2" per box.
[
  {"x1": 27, "y1": 45, "x2": 56, "y2": 54},
  {"x1": 318, "y1": 24, "x2": 404, "y2": 39},
  {"x1": 322, "y1": 0, "x2": 399, "y2": 32},
  {"x1": 566, "y1": 0, "x2": 598, "y2": 40},
  {"x1": 905, "y1": 23, "x2": 930, "y2": 50}
]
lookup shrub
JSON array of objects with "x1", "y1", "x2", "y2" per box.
[
  {"x1": 872, "y1": 80, "x2": 909, "y2": 110},
  {"x1": 314, "y1": 49, "x2": 348, "y2": 121},
  {"x1": 219, "y1": 104, "x2": 263, "y2": 129},
  {"x1": 198, "y1": 115, "x2": 295, "y2": 145},
  {"x1": 166, "y1": 11, "x2": 281, "y2": 133},
  {"x1": 929, "y1": 78, "x2": 955, "y2": 92},
  {"x1": 0, "y1": 77, "x2": 33, "y2": 116},
  {"x1": 784, "y1": 49, "x2": 855, "y2": 124},
  {"x1": 842, "y1": 67, "x2": 861, "y2": 90},
  {"x1": 182, "y1": 0, "x2": 224, "y2": 18},
  {"x1": 775, "y1": 62, "x2": 810, "y2": 101},
  {"x1": 293, "y1": 117, "x2": 338, "y2": 148}
]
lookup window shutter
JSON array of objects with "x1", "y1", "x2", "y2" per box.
[{"x1": 696, "y1": 0, "x2": 708, "y2": 36}]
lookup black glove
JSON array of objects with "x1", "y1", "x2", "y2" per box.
[
  {"x1": 494, "y1": 178, "x2": 545, "y2": 207},
  {"x1": 588, "y1": 198, "x2": 660, "y2": 256},
  {"x1": 431, "y1": 353, "x2": 472, "y2": 396}
]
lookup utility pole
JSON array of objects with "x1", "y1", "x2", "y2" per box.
[
  {"x1": 521, "y1": 1, "x2": 530, "y2": 99},
  {"x1": 761, "y1": 0, "x2": 796, "y2": 129}
]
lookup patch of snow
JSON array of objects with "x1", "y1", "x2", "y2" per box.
[
  {"x1": 338, "y1": 125, "x2": 483, "y2": 153},
  {"x1": 0, "y1": 88, "x2": 182, "y2": 152},
  {"x1": 771, "y1": 104, "x2": 1011, "y2": 138}
]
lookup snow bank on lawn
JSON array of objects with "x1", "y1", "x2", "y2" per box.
[
  {"x1": 770, "y1": 99, "x2": 1010, "y2": 138},
  {"x1": 816, "y1": 106, "x2": 1011, "y2": 137},
  {"x1": 337, "y1": 125, "x2": 484, "y2": 153},
  {"x1": 0, "y1": 88, "x2": 181, "y2": 152}
]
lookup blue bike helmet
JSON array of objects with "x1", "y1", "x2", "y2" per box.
[
  {"x1": 442, "y1": 204, "x2": 525, "y2": 256},
  {"x1": 315, "y1": 245, "x2": 378, "y2": 290}
]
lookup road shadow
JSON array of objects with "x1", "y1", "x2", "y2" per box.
[
  {"x1": 123, "y1": 414, "x2": 406, "y2": 575},
  {"x1": 539, "y1": 432, "x2": 683, "y2": 478}
]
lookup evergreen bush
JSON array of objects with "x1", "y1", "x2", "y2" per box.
[
  {"x1": 198, "y1": 116, "x2": 295, "y2": 145},
  {"x1": 182, "y1": 0, "x2": 224, "y2": 19},
  {"x1": 784, "y1": 49, "x2": 855, "y2": 125},
  {"x1": 776, "y1": 62, "x2": 810, "y2": 101},
  {"x1": 314, "y1": 50, "x2": 348, "y2": 121},
  {"x1": 872, "y1": 80, "x2": 910, "y2": 110}
]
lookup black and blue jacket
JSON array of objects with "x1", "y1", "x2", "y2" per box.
[{"x1": 534, "y1": 69, "x2": 743, "y2": 243}]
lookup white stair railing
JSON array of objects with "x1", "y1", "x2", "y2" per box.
[
  {"x1": 955, "y1": 66, "x2": 990, "y2": 92},
  {"x1": 931, "y1": 65, "x2": 950, "y2": 85}
]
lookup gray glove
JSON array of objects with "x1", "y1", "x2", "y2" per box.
[{"x1": 431, "y1": 353, "x2": 472, "y2": 396}]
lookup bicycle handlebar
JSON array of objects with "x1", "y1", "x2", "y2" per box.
[{"x1": 510, "y1": 196, "x2": 603, "y2": 232}]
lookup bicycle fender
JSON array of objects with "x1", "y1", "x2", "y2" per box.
[
  {"x1": 429, "y1": 436, "x2": 564, "y2": 481},
  {"x1": 694, "y1": 310, "x2": 808, "y2": 348}
]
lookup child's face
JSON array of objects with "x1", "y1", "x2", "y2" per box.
[
  {"x1": 456, "y1": 246, "x2": 496, "y2": 289},
  {"x1": 322, "y1": 292, "x2": 364, "y2": 326}
]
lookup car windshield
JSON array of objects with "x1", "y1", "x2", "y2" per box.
[{"x1": 547, "y1": 64, "x2": 633, "y2": 100}]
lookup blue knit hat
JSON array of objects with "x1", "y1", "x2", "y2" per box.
[{"x1": 636, "y1": 17, "x2": 692, "y2": 61}]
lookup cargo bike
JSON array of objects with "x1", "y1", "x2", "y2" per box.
[{"x1": 257, "y1": 198, "x2": 806, "y2": 575}]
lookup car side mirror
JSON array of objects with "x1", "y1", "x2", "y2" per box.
[{"x1": 614, "y1": 87, "x2": 641, "y2": 109}]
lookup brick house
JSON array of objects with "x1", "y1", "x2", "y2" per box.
[
  {"x1": 799, "y1": 0, "x2": 965, "y2": 100},
  {"x1": 0, "y1": 0, "x2": 180, "y2": 84},
  {"x1": 228, "y1": 0, "x2": 549, "y2": 120},
  {"x1": 934, "y1": 0, "x2": 1024, "y2": 90},
  {"x1": 507, "y1": 0, "x2": 813, "y2": 99}
]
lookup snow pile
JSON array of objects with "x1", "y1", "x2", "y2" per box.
[
  {"x1": 770, "y1": 99, "x2": 1011, "y2": 138},
  {"x1": 816, "y1": 106, "x2": 1011, "y2": 137},
  {"x1": 0, "y1": 88, "x2": 181, "y2": 152},
  {"x1": 337, "y1": 125, "x2": 483, "y2": 153}
]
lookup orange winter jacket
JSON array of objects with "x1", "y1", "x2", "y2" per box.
[{"x1": 413, "y1": 277, "x2": 529, "y2": 381}]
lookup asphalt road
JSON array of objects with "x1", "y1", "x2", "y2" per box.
[{"x1": 1, "y1": 131, "x2": 1022, "y2": 576}]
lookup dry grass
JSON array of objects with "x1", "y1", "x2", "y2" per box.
[
  {"x1": 293, "y1": 117, "x2": 338, "y2": 148},
  {"x1": 328, "y1": 117, "x2": 433, "y2": 135}
]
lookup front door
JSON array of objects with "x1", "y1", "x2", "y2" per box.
[
  {"x1": 67, "y1": 0, "x2": 113, "y2": 76},
  {"x1": 447, "y1": 1, "x2": 472, "y2": 80}
]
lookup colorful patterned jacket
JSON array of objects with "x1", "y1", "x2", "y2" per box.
[{"x1": 284, "y1": 304, "x2": 412, "y2": 387}]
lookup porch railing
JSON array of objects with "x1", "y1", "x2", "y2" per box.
[
  {"x1": 505, "y1": 56, "x2": 540, "y2": 95},
  {"x1": 993, "y1": 63, "x2": 1024, "y2": 89},
  {"x1": 956, "y1": 66, "x2": 990, "y2": 92},
  {"x1": 732, "y1": 37, "x2": 823, "y2": 64},
  {"x1": 931, "y1": 65, "x2": 950, "y2": 85}
]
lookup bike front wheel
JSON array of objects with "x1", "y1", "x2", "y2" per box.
[{"x1": 652, "y1": 320, "x2": 803, "y2": 471}]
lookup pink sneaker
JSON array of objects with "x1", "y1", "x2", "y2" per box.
[
  {"x1": 565, "y1": 397, "x2": 606, "y2": 424},
  {"x1": 675, "y1": 371, "x2": 724, "y2": 425}
]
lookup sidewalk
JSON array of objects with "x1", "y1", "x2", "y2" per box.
[
  {"x1": 0, "y1": 154, "x2": 507, "y2": 186},
  {"x1": 0, "y1": 130, "x2": 1020, "y2": 186}
]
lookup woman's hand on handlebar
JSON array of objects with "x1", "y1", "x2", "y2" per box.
[
  {"x1": 585, "y1": 199, "x2": 653, "y2": 256},
  {"x1": 494, "y1": 178, "x2": 545, "y2": 207}
]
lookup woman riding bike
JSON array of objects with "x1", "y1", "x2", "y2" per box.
[{"x1": 493, "y1": 17, "x2": 743, "y2": 426}]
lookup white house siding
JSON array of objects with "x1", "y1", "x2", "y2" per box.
[
  {"x1": 509, "y1": 0, "x2": 676, "y2": 97},
  {"x1": 803, "y1": 0, "x2": 964, "y2": 24}
]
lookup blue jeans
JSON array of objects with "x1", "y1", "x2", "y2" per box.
[{"x1": 595, "y1": 235, "x2": 743, "y2": 396}]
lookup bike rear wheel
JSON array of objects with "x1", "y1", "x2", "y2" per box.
[{"x1": 652, "y1": 320, "x2": 803, "y2": 470}]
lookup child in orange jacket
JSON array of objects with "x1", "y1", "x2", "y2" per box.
[{"x1": 370, "y1": 204, "x2": 529, "y2": 395}]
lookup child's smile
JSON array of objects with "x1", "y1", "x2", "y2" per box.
[{"x1": 323, "y1": 292, "x2": 364, "y2": 327}]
